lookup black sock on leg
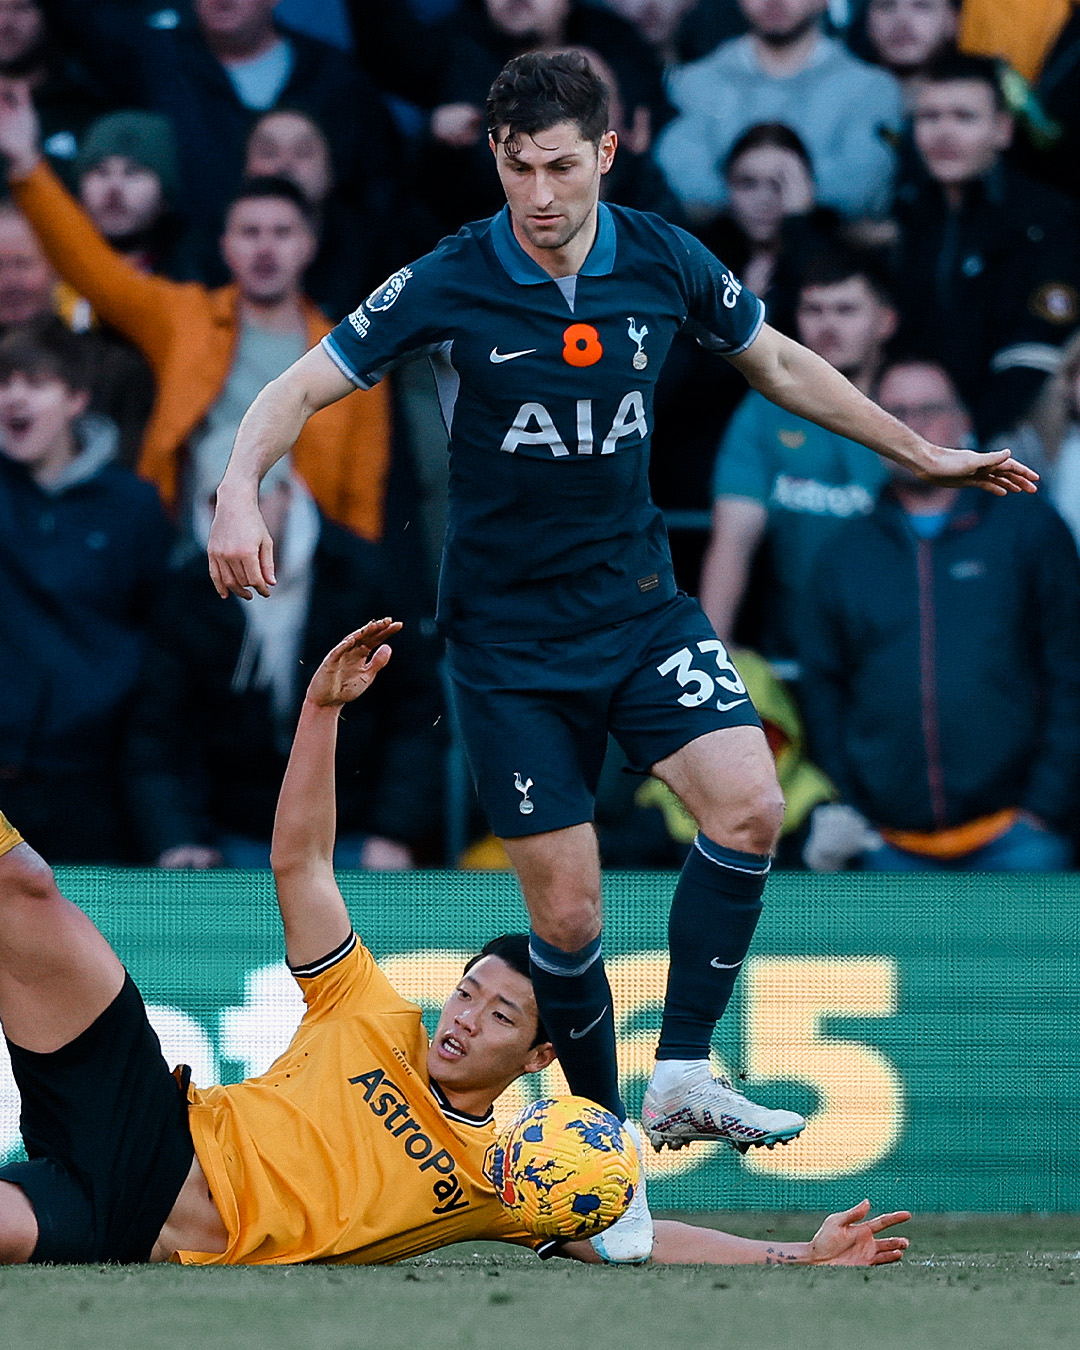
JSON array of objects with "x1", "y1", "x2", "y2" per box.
[
  {"x1": 657, "y1": 834, "x2": 769, "y2": 1062},
  {"x1": 528, "y1": 931, "x2": 626, "y2": 1120}
]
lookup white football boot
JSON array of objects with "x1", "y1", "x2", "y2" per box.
[
  {"x1": 642, "y1": 1060, "x2": 806, "y2": 1153},
  {"x1": 589, "y1": 1119, "x2": 654, "y2": 1264}
]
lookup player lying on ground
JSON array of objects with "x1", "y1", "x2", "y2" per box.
[
  {"x1": 0, "y1": 622, "x2": 909, "y2": 1268},
  {"x1": 200, "y1": 51, "x2": 1035, "y2": 1264}
]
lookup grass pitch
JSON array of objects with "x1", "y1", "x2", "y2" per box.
[{"x1": 1, "y1": 1215, "x2": 1077, "y2": 1350}]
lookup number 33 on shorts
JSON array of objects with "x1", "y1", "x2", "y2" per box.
[{"x1": 656, "y1": 640, "x2": 748, "y2": 711}]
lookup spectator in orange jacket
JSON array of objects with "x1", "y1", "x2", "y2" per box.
[{"x1": 0, "y1": 78, "x2": 391, "y2": 542}]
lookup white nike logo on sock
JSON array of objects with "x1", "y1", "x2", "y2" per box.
[
  {"x1": 710, "y1": 957, "x2": 744, "y2": 969},
  {"x1": 569, "y1": 1007, "x2": 608, "y2": 1039}
]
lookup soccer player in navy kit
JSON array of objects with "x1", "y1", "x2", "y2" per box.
[{"x1": 208, "y1": 54, "x2": 1037, "y2": 1264}]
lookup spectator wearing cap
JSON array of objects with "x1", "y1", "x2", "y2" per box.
[
  {"x1": 0, "y1": 317, "x2": 172, "y2": 862},
  {"x1": 798, "y1": 357, "x2": 1080, "y2": 873},
  {"x1": 893, "y1": 51, "x2": 1080, "y2": 437},
  {"x1": 50, "y1": 110, "x2": 194, "y2": 467},
  {"x1": 0, "y1": 80, "x2": 393, "y2": 544},
  {"x1": 126, "y1": 449, "x2": 445, "y2": 872},
  {"x1": 655, "y1": 0, "x2": 904, "y2": 222}
]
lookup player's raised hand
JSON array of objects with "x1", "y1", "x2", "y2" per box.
[
  {"x1": 915, "y1": 444, "x2": 1040, "y2": 496},
  {"x1": 305, "y1": 620, "x2": 402, "y2": 708},
  {"x1": 807, "y1": 1199, "x2": 912, "y2": 1267},
  {"x1": 0, "y1": 78, "x2": 41, "y2": 179},
  {"x1": 208, "y1": 494, "x2": 276, "y2": 600}
]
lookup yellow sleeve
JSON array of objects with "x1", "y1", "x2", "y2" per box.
[
  {"x1": 0, "y1": 812, "x2": 24, "y2": 859},
  {"x1": 290, "y1": 934, "x2": 418, "y2": 1024}
]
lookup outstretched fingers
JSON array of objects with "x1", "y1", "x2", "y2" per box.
[
  {"x1": 866, "y1": 1210, "x2": 912, "y2": 1235},
  {"x1": 869, "y1": 1240, "x2": 909, "y2": 1265}
]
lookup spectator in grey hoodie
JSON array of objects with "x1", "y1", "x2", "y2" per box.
[{"x1": 655, "y1": 0, "x2": 903, "y2": 221}]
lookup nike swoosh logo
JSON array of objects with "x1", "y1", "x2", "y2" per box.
[
  {"x1": 710, "y1": 957, "x2": 744, "y2": 969},
  {"x1": 569, "y1": 1007, "x2": 608, "y2": 1039},
  {"x1": 716, "y1": 697, "x2": 749, "y2": 712},
  {"x1": 490, "y1": 347, "x2": 537, "y2": 363}
]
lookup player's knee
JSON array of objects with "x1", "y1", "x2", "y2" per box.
[
  {"x1": 0, "y1": 846, "x2": 58, "y2": 909},
  {"x1": 526, "y1": 879, "x2": 602, "y2": 952},
  {"x1": 699, "y1": 784, "x2": 785, "y2": 856},
  {"x1": 0, "y1": 1183, "x2": 38, "y2": 1264}
]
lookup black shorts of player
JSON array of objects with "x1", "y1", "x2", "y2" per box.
[
  {"x1": 0, "y1": 974, "x2": 194, "y2": 1263},
  {"x1": 447, "y1": 593, "x2": 763, "y2": 839}
]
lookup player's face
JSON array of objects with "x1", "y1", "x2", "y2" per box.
[
  {"x1": 79, "y1": 156, "x2": 166, "y2": 240},
  {"x1": 246, "y1": 112, "x2": 333, "y2": 206},
  {"x1": 0, "y1": 212, "x2": 55, "y2": 326},
  {"x1": 739, "y1": 0, "x2": 826, "y2": 41},
  {"x1": 796, "y1": 277, "x2": 897, "y2": 376},
  {"x1": 220, "y1": 198, "x2": 317, "y2": 304},
  {"x1": 492, "y1": 120, "x2": 616, "y2": 254},
  {"x1": 866, "y1": 0, "x2": 957, "y2": 72},
  {"x1": 428, "y1": 956, "x2": 553, "y2": 1098},
  {"x1": 913, "y1": 80, "x2": 1013, "y2": 184},
  {"x1": 878, "y1": 362, "x2": 971, "y2": 449},
  {"x1": 0, "y1": 371, "x2": 87, "y2": 473}
]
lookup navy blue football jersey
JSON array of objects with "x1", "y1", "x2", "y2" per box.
[{"x1": 323, "y1": 203, "x2": 764, "y2": 641}]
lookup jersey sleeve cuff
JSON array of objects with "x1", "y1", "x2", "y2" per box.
[
  {"x1": 289, "y1": 931, "x2": 358, "y2": 978},
  {"x1": 725, "y1": 296, "x2": 766, "y2": 356},
  {"x1": 320, "y1": 335, "x2": 374, "y2": 390}
]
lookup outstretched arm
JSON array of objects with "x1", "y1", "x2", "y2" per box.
[
  {"x1": 208, "y1": 344, "x2": 356, "y2": 601},
  {"x1": 270, "y1": 620, "x2": 401, "y2": 969},
  {"x1": 728, "y1": 325, "x2": 1038, "y2": 497},
  {"x1": 560, "y1": 1201, "x2": 911, "y2": 1267}
]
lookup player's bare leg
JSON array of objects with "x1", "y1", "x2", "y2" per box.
[
  {"x1": 0, "y1": 836, "x2": 125, "y2": 1053},
  {"x1": 0, "y1": 819, "x2": 125, "y2": 1261},
  {"x1": 641, "y1": 725, "x2": 806, "y2": 1153},
  {"x1": 501, "y1": 823, "x2": 653, "y2": 1264}
]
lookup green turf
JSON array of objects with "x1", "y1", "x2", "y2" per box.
[{"x1": 1, "y1": 1216, "x2": 1077, "y2": 1350}]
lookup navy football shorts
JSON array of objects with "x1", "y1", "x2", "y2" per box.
[
  {"x1": 446, "y1": 594, "x2": 763, "y2": 839},
  {"x1": 0, "y1": 974, "x2": 194, "y2": 1263}
]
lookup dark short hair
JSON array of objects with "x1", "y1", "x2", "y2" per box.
[
  {"x1": 486, "y1": 51, "x2": 610, "y2": 152},
  {"x1": 921, "y1": 50, "x2": 1008, "y2": 111},
  {"x1": 463, "y1": 934, "x2": 550, "y2": 1047},
  {"x1": 723, "y1": 122, "x2": 813, "y2": 178},
  {"x1": 798, "y1": 248, "x2": 897, "y2": 309},
  {"x1": 226, "y1": 174, "x2": 318, "y2": 231},
  {"x1": 0, "y1": 318, "x2": 92, "y2": 393}
]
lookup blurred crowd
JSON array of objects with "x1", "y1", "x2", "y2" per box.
[{"x1": 1, "y1": 0, "x2": 1079, "y2": 875}]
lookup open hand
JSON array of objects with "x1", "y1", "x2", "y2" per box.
[
  {"x1": 305, "y1": 620, "x2": 402, "y2": 708},
  {"x1": 808, "y1": 1200, "x2": 911, "y2": 1266},
  {"x1": 916, "y1": 444, "x2": 1039, "y2": 496}
]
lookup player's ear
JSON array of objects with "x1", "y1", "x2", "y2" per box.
[
  {"x1": 521, "y1": 1041, "x2": 557, "y2": 1076},
  {"x1": 598, "y1": 130, "x2": 617, "y2": 176}
]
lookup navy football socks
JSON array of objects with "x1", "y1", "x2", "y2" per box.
[
  {"x1": 656, "y1": 834, "x2": 769, "y2": 1061},
  {"x1": 528, "y1": 931, "x2": 626, "y2": 1121}
]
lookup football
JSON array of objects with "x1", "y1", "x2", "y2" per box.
[{"x1": 484, "y1": 1096, "x2": 641, "y2": 1239}]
